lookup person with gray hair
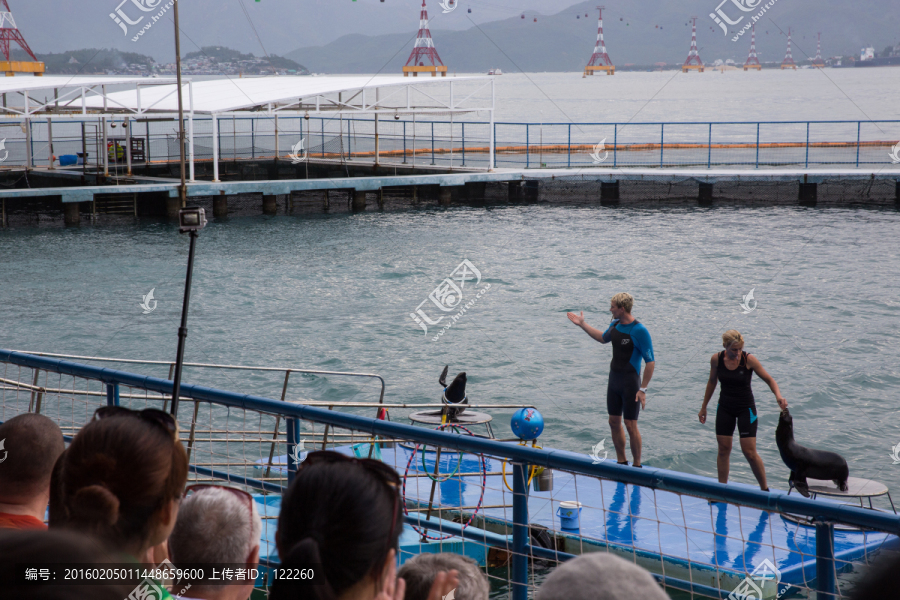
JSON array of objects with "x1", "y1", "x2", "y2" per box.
[
  {"x1": 168, "y1": 485, "x2": 262, "y2": 600},
  {"x1": 0, "y1": 413, "x2": 65, "y2": 530},
  {"x1": 536, "y1": 552, "x2": 669, "y2": 600},
  {"x1": 398, "y1": 553, "x2": 489, "y2": 600}
]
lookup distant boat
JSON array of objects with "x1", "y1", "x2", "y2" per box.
[{"x1": 488, "y1": 68, "x2": 503, "y2": 76}]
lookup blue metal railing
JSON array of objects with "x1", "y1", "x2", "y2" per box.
[{"x1": 3, "y1": 349, "x2": 900, "y2": 599}]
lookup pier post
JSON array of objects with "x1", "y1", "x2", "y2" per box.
[
  {"x1": 63, "y1": 202, "x2": 80, "y2": 226},
  {"x1": 439, "y1": 187, "x2": 452, "y2": 206},
  {"x1": 377, "y1": 188, "x2": 385, "y2": 209},
  {"x1": 212, "y1": 113, "x2": 220, "y2": 182},
  {"x1": 815, "y1": 522, "x2": 836, "y2": 599},
  {"x1": 25, "y1": 118, "x2": 32, "y2": 169},
  {"x1": 699, "y1": 182, "x2": 714, "y2": 205},
  {"x1": 166, "y1": 196, "x2": 181, "y2": 219},
  {"x1": 511, "y1": 463, "x2": 529, "y2": 600},
  {"x1": 263, "y1": 194, "x2": 277, "y2": 215},
  {"x1": 213, "y1": 193, "x2": 228, "y2": 218},
  {"x1": 125, "y1": 117, "x2": 132, "y2": 177},
  {"x1": 47, "y1": 118, "x2": 55, "y2": 170},
  {"x1": 508, "y1": 181, "x2": 522, "y2": 202},
  {"x1": 465, "y1": 182, "x2": 486, "y2": 202},
  {"x1": 352, "y1": 190, "x2": 367, "y2": 211},
  {"x1": 1, "y1": 198, "x2": 6, "y2": 228},
  {"x1": 524, "y1": 180, "x2": 539, "y2": 202},
  {"x1": 102, "y1": 118, "x2": 108, "y2": 177},
  {"x1": 895, "y1": 181, "x2": 899, "y2": 204},
  {"x1": 324, "y1": 190, "x2": 330, "y2": 211},
  {"x1": 601, "y1": 181, "x2": 620, "y2": 204},
  {"x1": 799, "y1": 182, "x2": 817, "y2": 206}
]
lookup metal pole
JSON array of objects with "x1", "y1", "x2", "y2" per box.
[
  {"x1": 403, "y1": 121, "x2": 407, "y2": 164},
  {"x1": 106, "y1": 383, "x2": 120, "y2": 407},
  {"x1": 613, "y1": 124, "x2": 617, "y2": 168},
  {"x1": 755, "y1": 123, "x2": 760, "y2": 168},
  {"x1": 286, "y1": 417, "x2": 300, "y2": 485},
  {"x1": 251, "y1": 119, "x2": 255, "y2": 159},
  {"x1": 125, "y1": 118, "x2": 132, "y2": 176},
  {"x1": 80, "y1": 122, "x2": 86, "y2": 185},
  {"x1": 567, "y1": 124, "x2": 571, "y2": 169},
  {"x1": 102, "y1": 118, "x2": 108, "y2": 177},
  {"x1": 805, "y1": 122, "x2": 810, "y2": 169},
  {"x1": 660, "y1": 123, "x2": 665, "y2": 167},
  {"x1": 375, "y1": 88, "x2": 380, "y2": 166},
  {"x1": 855, "y1": 121, "x2": 861, "y2": 168},
  {"x1": 274, "y1": 113, "x2": 279, "y2": 161},
  {"x1": 815, "y1": 522, "x2": 836, "y2": 599},
  {"x1": 25, "y1": 118, "x2": 32, "y2": 169},
  {"x1": 708, "y1": 123, "x2": 713, "y2": 169},
  {"x1": 47, "y1": 118, "x2": 54, "y2": 169},
  {"x1": 188, "y1": 85, "x2": 195, "y2": 182},
  {"x1": 489, "y1": 79, "x2": 495, "y2": 170},
  {"x1": 431, "y1": 122, "x2": 435, "y2": 165},
  {"x1": 212, "y1": 114, "x2": 219, "y2": 182},
  {"x1": 173, "y1": 0, "x2": 187, "y2": 208},
  {"x1": 461, "y1": 122, "x2": 465, "y2": 167},
  {"x1": 526, "y1": 124, "x2": 529, "y2": 169},
  {"x1": 512, "y1": 462, "x2": 529, "y2": 600},
  {"x1": 321, "y1": 118, "x2": 325, "y2": 159},
  {"x1": 170, "y1": 230, "x2": 199, "y2": 417}
]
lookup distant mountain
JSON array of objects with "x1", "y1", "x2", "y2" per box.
[
  {"x1": 184, "y1": 46, "x2": 308, "y2": 74},
  {"x1": 5, "y1": 0, "x2": 584, "y2": 64},
  {"x1": 285, "y1": 0, "x2": 900, "y2": 73}
]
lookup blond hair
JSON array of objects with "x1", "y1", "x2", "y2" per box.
[
  {"x1": 610, "y1": 293, "x2": 634, "y2": 313},
  {"x1": 722, "y1": 330, "x2": 745, "y2": 349}
]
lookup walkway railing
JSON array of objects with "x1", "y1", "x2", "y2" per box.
[
  {"x1": 2, "y1": 348, "x2": 898, "y2": 600},
  {"x1": 3, "y1": 118, "x2": 899, "y2": 173}
]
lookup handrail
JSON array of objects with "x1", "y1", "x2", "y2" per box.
[
  {"x1": 12, "y1": 349, "x2": 386, "y2": 406},
  {"x1": 2, "y1": 348, "x2": 899, "y2": 535}
]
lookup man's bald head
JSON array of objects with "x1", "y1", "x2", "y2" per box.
[{"x1": 0, "y1": 413, "x2": 65, "y2": 502}]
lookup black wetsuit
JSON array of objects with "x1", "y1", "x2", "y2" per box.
[
  {"x1": 715, "y1": 351, "x2": 758, "y2": 438},
  {"x1": 603, "y1": 319, "x2": 654, "y2": 421}
]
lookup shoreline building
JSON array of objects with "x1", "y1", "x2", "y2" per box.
[{"x1": 403, "y1": 0, "x2": 447, "y2": 77}]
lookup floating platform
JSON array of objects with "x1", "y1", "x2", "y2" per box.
[
  {"x1": 403, "y1": 66, "x2": 448, "y2": 77},
  {"x1": 584, "y1": 65, "x2": 615, "y2": 76},
  {"x1": 256, "y1": 444, "x2": 899, "y2": 599},
  {"x1": 0, "y1": 60, "x2": 44, "y2": 77}
]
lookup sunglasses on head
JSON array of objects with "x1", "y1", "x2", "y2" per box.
[{"x1": 93, "y1": 406, "x2": 178, "y2": 436}]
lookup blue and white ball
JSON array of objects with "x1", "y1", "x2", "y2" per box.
[{"x1": 511, "y1": 408, "x2": 544, "y2": 441}]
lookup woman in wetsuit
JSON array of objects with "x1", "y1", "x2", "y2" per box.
[{"x1": 698, "y1": 330, "x2": 788, "y2": 490}]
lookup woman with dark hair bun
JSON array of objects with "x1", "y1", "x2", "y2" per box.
[
  {"x1": 272, "y1": 451, "x2": 458, "y2": 600},
  {"x1": 49, "y1": 407, "x2": 188, "y2": 566}
]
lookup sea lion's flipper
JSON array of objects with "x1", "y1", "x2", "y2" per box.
[
  {"x1": 794, "y1": 478, "x2": 810, "y2": 498},
  {"x1": 835, "y1": 479, "x2": 849, "y2": 492},
  {"x1": 439, "y1": 365, "x2": 449, "y2": 387}
]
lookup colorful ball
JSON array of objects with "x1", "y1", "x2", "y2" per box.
[{"x1": 511, "y1": 408, "x2": 544, "y2": 441}]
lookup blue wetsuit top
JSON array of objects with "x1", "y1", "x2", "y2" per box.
[{"x1": 602, "y1": 319, "x2": 655, "y2": 375}]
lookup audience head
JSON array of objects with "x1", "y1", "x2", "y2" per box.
[
  {"x1": 850, "y1": 551, "x2": 900, "y2": 600},
  {"x1": 536, "y1": 553, "x2": 669, "y2": 600},
  {"x1": 49, "y1": 406, "x2": 188, "y2": 562},
  {"x1": 168, "y1": 485, "x2": 262, "y2": 600},
  {"x1": 0, "y1": 413, "x2": 65, "y2": 528},
  {"x1": 272, "y1": 451, "x2": 403, "y2": 600},
  {"x1": 0, "y1": 529, "x2": 132, "y2": 600},
  {"x1": 399, "y1": 553, "x2": 489, "y2": 600}
]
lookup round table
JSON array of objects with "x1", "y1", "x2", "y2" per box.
[
  {"x1": 782, "y1": 477, "x2": 895, "y2": 530},
  {"x1": 408, "y1": 409, "x2": 495, "y2": 439}
]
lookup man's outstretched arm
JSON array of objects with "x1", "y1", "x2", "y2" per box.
[{"x1": 567, "y1": 311, "x2": 612, "y2": 344}]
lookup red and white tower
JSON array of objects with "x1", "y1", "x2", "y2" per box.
[
  {"x1": 585, "y1": 7, "x2": 615, "y2": 76},
  {"x1": 403, "y1": 0, "x2": 447, "y2": 77},
  {"x1": 0, "y1": 0, "x2": 44, "y2": 76},
  {"x1": 781, "y1": 27, "x2": 797, "y2": 70},
  {"x1": 812, "y1": 32, "x2": 825, "y2": 67},
  {"x1": 743, "y1": 25, "x2": 761, "y2": 71},
  {"x1": 682, "y1": 17, "x2": 704, "y2": 72}
]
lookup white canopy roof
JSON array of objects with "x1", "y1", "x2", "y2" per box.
[
  {"x1": 80, "y1": 75, "x2": 491, "y2": 115},
  {"x1": 0, "y1": 76, "x2": 178, "y2": 95}
]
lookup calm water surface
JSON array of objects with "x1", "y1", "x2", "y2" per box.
[{"x1": 2, "y1": 205, "x2": 899, "y2": 498}]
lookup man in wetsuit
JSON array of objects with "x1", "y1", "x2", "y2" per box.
[{"x1": 568, "y1": 293, "x2": 655, "y2": 467}]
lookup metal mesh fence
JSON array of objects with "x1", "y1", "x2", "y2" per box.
[{"x1": 3, "y1": 352, "x2": 899, "y2": 600}]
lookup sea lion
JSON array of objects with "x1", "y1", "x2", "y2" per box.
[
  {"x1": 439, "y1": 365, "x2": 468, "y2": 419},
  {"x1": 776, "y1": 408, "x2": 849, "y2": 497}
]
